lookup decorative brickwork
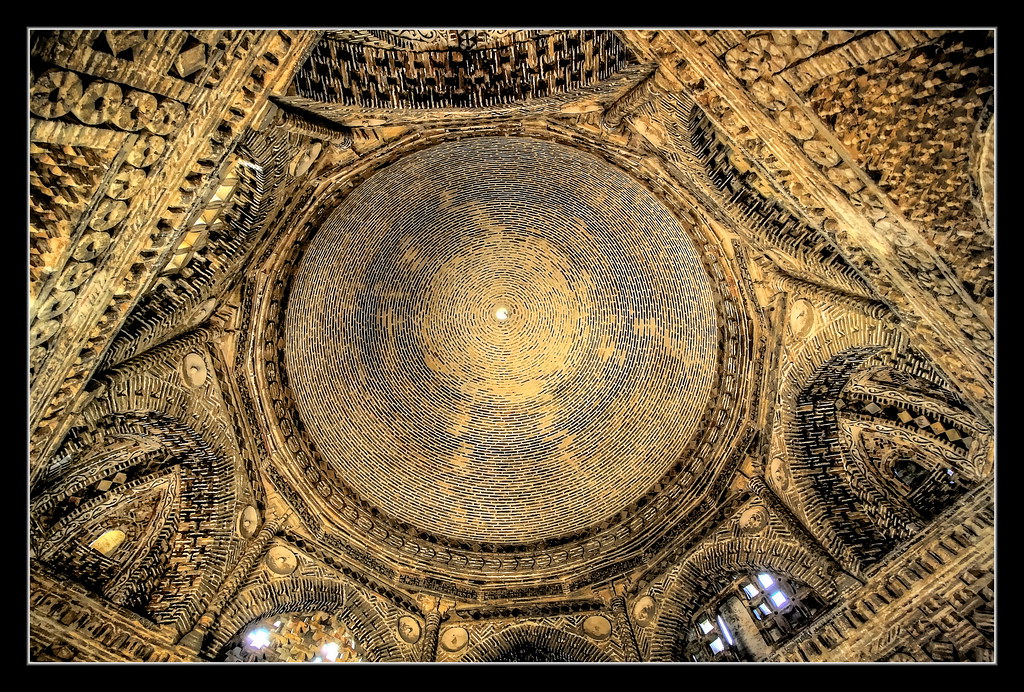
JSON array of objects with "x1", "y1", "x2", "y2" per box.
[
  {"x1": 804, "y1": 31, "x2": 994, "y2": 314},
  {"x1": 619, "y1": 30, "x2": 993, "y2": 423},
  {"x1": 460, "y1": 623, "x2": 614, "y2": 662},
  {"x1": 645, "y1": 497, "x2": 840, "y2": 661},
  {"x1": 294, "y1": 31, "x2": 632, "y2": 110},
  {"x1": 209, "y1": 576, "x2": 404, "y2": 661},
  {"x1": 786, "y1": 347, "x2": 991, "y2": 577},
  {"x1": 240, "y1": 120, "x2": 759, "y2": 597},
  {"x1": 285, "y1": 136, "x2": 720, "y2": 544},
  {"x1": 28, "y1": 29, "x2": 994, "y2": 664},
  {"x1": 30, "y1": 561, "x2": 196, "y2": 662},
  {"x1": 770, "y1": 482, "x2": 993, "y2": 662}
]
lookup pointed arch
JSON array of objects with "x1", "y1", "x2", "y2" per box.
[
  {"x1": 32, "y1": 408, "x2": 234, "y2": 630},
  {"x1": 462, "y1": 624, "x2": 613, "y2": 662},
  {"x1": 647, "y1": 535, "x2": 837, "y2": 661},
  {"x1": 209, "y1": 577, "x2": 403, "y2": 661},
  {"x1": 785, "y1": 347, "x2": 990, "y2": 573}
]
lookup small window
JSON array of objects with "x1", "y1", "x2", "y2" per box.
[
  {"x1": 893, "y1": 455, "x2": 929, "y2": 488},
  {"x1": 224, "y1": 611, "x2": 363, "y2": 662},
  {"x1": 738, "y1": 571, "x2": 824, "y2": 647},
  {"x1": 321, "y1": 641, "x2": 340, "y2": 662},
  {"x1": 691, "y1": 609, "x2": 738, "y2": 660},
  {"x1": 716, "y1": 615, "x2": 735, "y2": 646},
  {"x1": 688, "y1": 571, "x2": 827, "y2": 661},
  {"x1": 246, "y1": 628, "x2": 271, "y2": 649},
  {"x1": 88, "y1": 529, "x2": 125, "y2": 557}
]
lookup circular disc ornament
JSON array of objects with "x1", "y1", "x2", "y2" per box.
[
  {"x1": 738, "y1": 505, "x2": 769, "y2": 534},
  {"x1": 265, "y1": 546, "x2": 297, "y2": 575},
  {"x1": 182, "y1": 352, "x2": 208, "y2": 387},
  {"x1": 439, "y1": 626, "x2": 468, "y2": 652},
  {"x1": 398, "y1": 616, "x2": 422, "y2": 644},
  {"x1": 788, "y1": 298, "x2": 817, "y2": 339},
  {"x1": 632, "y1": 596, "x2": 657, "y2": 627},
  {"x1": 238, "y1": 505, "x2": 260, "y2": 538},
  {"x1": 583, "y1": 615, "x2": 612, "y2": 640}
]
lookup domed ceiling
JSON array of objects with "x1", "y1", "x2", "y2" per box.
[
  {"x1": 250, "y1": 127, "x2": 755, "y2": 598},
  {"x1": 284, "y1": 136, "x2": 720, "y2": 545}
]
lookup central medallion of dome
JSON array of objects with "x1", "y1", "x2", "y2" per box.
[{"x1": 285, "y1": 137, "x2": 719, "y2": 544}]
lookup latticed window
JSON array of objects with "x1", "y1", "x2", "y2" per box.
[
  {"x1": 737, "y1": 571, "x2": 824, "y2": 645},
  {"x1": 692, "y1": 610, "x2": 739, "y2": 659},
  {"x1": 685, "y1": 571, "x2": 826, "y2": 661}
]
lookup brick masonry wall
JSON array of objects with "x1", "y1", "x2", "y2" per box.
[{"x1": 770, "y1": 480, "x2": 993, "y2": 662}]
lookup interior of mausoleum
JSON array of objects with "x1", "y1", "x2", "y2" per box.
[{"x1": 28, "y1": 28, "x2": 995, "y2": 663}]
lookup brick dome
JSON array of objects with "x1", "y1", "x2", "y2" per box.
[{"x1": 284, "y1": 136, "x2": 720, "y2": 544}]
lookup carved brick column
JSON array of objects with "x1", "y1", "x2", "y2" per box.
[
  {"x1": 609, "y1": 592, "x2": 642, "y2": 662},
  {"x1": 601, "y1": 66, "x2": 660, "y2": 131},
  {"x1": 418, "y1": 603, "x2": 443, "y2": 662},
  {"x1": 759, "y1": 261, "x2": 897, "y2": 324}
]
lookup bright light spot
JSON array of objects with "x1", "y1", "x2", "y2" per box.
[
  {"x1": 717, "y1": 615, "x2": 735, "y2": 646},
  {"x1": 709, "y1": 637, "x2": 725, "y2": 654},
  {"x1": 742, "y1": 583, "x2": 759, "y2": 598},
  {"x1": 274, "y1": 621, "x2": 282, "y2": 628},
  {"x1": 698, "y1": 619, "x2": 714, "y2": 634},
  {"x1": 757, "y1": 573, "x2": 775, "y2": 588},
  {"x1": 246, "y1": 628, "x2": 271, "y2": 649},
  {"x1": 89, "y1": 529, "x2": 126, "y2": 557},
  {"x1": 770, "y1": 590, "x2": 789, "y2": 608},
  {"x1": 322, "y1": 641, "x2": 340, "y2": 662},
  {"x1": 495, "y1": 307, "x2": 509, "y2": 321},
  {"x1": 312, "y1": 656, "x2": 322, "y2": 663}
]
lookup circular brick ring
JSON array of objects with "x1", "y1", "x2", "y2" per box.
[{"x1": 285, "y1": 136, "x2": 720, "y2": 544}]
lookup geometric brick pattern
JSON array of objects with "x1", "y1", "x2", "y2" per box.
[
  {"x1": 837, "y1": 396, "x2": 975, "y2": 452},
  {"x1": 459, "y1": 623, "x2": 614, "y2": 662},
  {"x1": 285, "y1": 136, "x2": 720, "y2": 544},
  {"x1": 295, "y1": 30, "x2": 631, "y2": 109},
  {"x1": 686, "y1": 105, "x2": 871, "y2": 296},
  {"x1": 208, "y1": 576, "x2": 405, "y2": 662},
  {"x1": 793, "y1": 346, "x2": 896, "y2": 569},
  {"x1": 805, "y1": 31, "x2": 995, "y2": 313},
  {"x1": 27, "y1": 28, "x2": 995, "y2": 664},
  {"x1": 769, "y1": 483, "x2": 993, "y2": 662}
]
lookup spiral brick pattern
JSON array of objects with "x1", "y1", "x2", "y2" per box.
[{"x1": 285, "y1": 137, "x2": 720, "y2": 543}]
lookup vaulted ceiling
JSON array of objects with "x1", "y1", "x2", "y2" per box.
[{"x1": 29, "y1": 29, "x2": 995, "y2": 663}]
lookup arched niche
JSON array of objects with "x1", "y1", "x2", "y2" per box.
[
  {"x1": 786, "y1": 347, "x2": 991, "y2": 572},
  {"x1": 647, "y1": 536, "x2": 837, "y2": 661},
  {"x1": 461, "y1": 624, "x2": 613, "y2": 662},
  {"x1": 209, "y1": 577, "x2": 403, "y2": 662}
]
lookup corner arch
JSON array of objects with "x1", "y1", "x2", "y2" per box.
[
  {"x1": 461, "y1": 623, "x2": 613, "y2": 662},
  {"x1": 209, "y1": 577, "x2": 403, "y2": 662},
  {"x1": 647, "y1": 537, "x2": 837, "y2": 661},
  {"x1": 787, "y1": 347, "x2": 990, "y2": 573}
]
